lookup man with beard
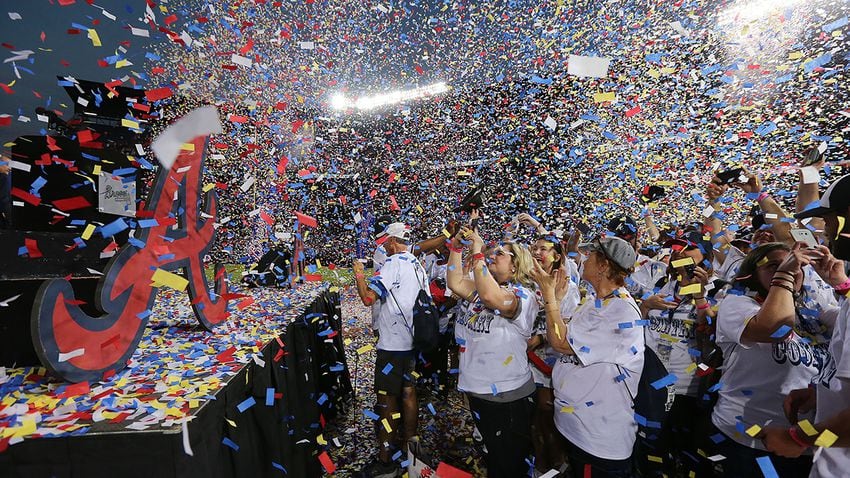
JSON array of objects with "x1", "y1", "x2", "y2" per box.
[{"x1": 759, "y1": 174, "x2": 850, "y2": 478}]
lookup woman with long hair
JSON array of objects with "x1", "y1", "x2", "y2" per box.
[
  {"x1": 447, "y1": 225, "x2": 540, "y2": 478},
  {"x1": 528, "y1": 233, "x2": 580, "y2": 474}
]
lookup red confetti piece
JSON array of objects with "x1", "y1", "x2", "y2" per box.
[
  {"x1": 145, "y1": 87, "x2": 173, "y2": 101},
  {"x1": 53, "y1": 196, "x2": 92, "y2": 211},
  {"x1": 318, "y1": 451, "x2": 336, "y2": 474},
  {"x1": 294, "y1": 211, "x2": 317, "y2": 228}
]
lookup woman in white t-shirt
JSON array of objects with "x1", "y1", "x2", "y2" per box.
[
  {"x1": 532, "y1": 235, "x2": 644, "y2": 477},
  {"x1": 447, "y1": 225, "x2": 539, "y2": 478},
  {"x1": 712, "y1": 242, "x2": 834, "y2": 477},
  {"x1": 528, "y1": 234, "x2": 581, "y2": 474}
]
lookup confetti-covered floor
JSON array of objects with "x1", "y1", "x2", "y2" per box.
[
  {"x1": 0, "y1": 282, "x2": 329, "y2": 445},
  {"x1": 325, "y1": 289, "x2": 486, "y2": 477}
]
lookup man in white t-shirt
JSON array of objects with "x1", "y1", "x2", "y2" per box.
[
  {"x1": 758, "y1": 174, "x2": 850, "y2": 478},
  {"x1": 353, "y1": 222, "x2": 430, "y2": 478}
]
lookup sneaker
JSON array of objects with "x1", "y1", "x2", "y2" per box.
[{"x1": 355, "y1": 457, "x2": 399, "y2": 478}]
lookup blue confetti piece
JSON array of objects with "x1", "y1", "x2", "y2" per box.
[
  {"x1": 579, "y1": 346, "x2": 590, "y2": 354},
  {"x1": 222, "y1": 437, "x2": 239, "y2": 451},
  {"x1": 99, "y1": 218, "x2": 129, "y2": 238},
  {"x1": 382, "y1": 363, "x2": 393, "y2": 375},
  {"x1": 770, "y1": 325, "x2": 792, "y2": 338},
  {"x1": 427, "y1": 402, "x2": 437, "y2": 415},
  {"x1": 272, "y1": 461, "x2": 287, "y2": 473},
  {"x1": 237, "y1": 396, "x2": 256, "y2": 413},
  {"x1": 265, "y1": 388, "x2": 275, "y2": 406},
  {"x1": 650, "y1": 373, "x2": 678, "y2": 390},
  {"x1": 317, "y1": 393, "x2": 328, "y2": 406},
  {"x1": 618, "y1": 322, "x2": 634, "y2": 329},
  {"x1": 364, "y1": 409, "x2": 380, "y2": 420},
  {"x1": 756, "y1": 456, "x2": 779, "y2": 478},
  {"x1": 823, "y1": 16, "x2": 848, "y2": 32},
  {"x1": 491, "y1": 383, "x2": 499, "y2": 395}
]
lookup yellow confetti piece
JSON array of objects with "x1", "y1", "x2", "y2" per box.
[
  {"x1": 391, "y1": 412, "x2": 401, "y2": 420},
  {"x1": 503, "y1": 355, "x2": 513, "y2": 366},
  {"x1": 121, "y1": 118, "x2": 140, "y2": 129},
  {"x1": 679, "y1": 283, "x2": 703, "y2": 296},
  {"x1": 180, "y1": 142, "x2": 195, "y2": 151},
  {"x1": 746, "y1": 424, "x2": 762, "y2": 437},
  {"x1": 593, "y1": 91, "x2": 616, "y2": 103},
  {"x1": 81, "y1": 224, "x2": 96, "y2": 241},
  {"x1": 648, "y1": 455, "x2": 664, "y2": 463},
  {"x1": 815, "y1": 429, "x2": 839, "y2": 447},
  {"x1": 151, "y1": 268, "x2": 189, "y2": 291},
  {"x1": 798, "y1": 420, "x2": 818, "y2": 437},
  {"x1": 671, "y1": 257, "x2": 695, "y2": 268},
  {"x1": 685, "y1": 363, "x2": 698, "y2": 374},
  {"x1": 317, "y1": 434, "x2": 327, "y2": 445},
  {"x1": 757, "y1": 257, "x2": 769, "y2": 267},
  {"x1": 381, "y1": 418, "x2": 392, "y2": 433},
  {"x1": 344, "y1": 338, "x2": 353, "y2": 346},
  {"x1": 225, "y1": 418, "x2": 238, "y2": 428},
  {"x1": 203, "y1": 183, "x2": 216, "y2": 193},
  {"x1": 115, "y1": 59, "x2": 131, "y2": 68},
  {"x1": 788, "y1": 51, "x2": 803, "y2": 60},
  {"x1": 356, "y1": 344, "x2": 374, "y2": 355},
  {"x1": 560, "y1": 406, "x2": 575, "y2": 414},
  {"x1": 92, "y1": 164, "x2": 101, "y2": 176},
  {"x1": 87, "y1": 28, "x2": 102, "y2": 47}
]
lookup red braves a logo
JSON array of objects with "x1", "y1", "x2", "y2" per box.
[{"x1": 31, "y1": 112, "x2": 229, "y2": 383}]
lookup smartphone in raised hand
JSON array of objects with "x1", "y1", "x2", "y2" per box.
[
  {"x1": 716, "y1": 167, "x2": 745, "y2": 185},
  {"x1": 790, "y1": 228, "x2": 818, "y2": 249}
]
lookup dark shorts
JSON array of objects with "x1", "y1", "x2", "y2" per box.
[{"x1": 374, "y1": 349, "x2": 416, "y2": 396}]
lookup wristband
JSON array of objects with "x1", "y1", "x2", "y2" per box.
[
  {"x1": 472, "y1": 252, "x2": 485, "y2": 261},
  {"x1": 834, "y1": 278, "x2": 850, "y2": 295},
  {"x1": 771, "y1": 282, "x2": 795, "y2": 294},
  {"x1": 756, "y1": 191, "x2": 769, "y2": 202},
  {"x1": 355, "y1": 273, "x2": 364, "y2": 279},
  {"x1": 788, "y1": 426, "x2": 810, "y2": 448},
  {"x1": 448, "y1": 245, "x2": 464, "y2": 254},
  {"x1": 696, "y1": 302, "x2": 710, "y2": 311}
]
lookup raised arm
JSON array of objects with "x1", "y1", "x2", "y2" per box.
[
  {"x1": 795, "y1": 154, "x2": 826, "y2": 234},
  {"x1": 446, "y1": 232, "x2": 475, "y2": 302},
  {"x1": 530, "y1": 260, "x2": 573, "y2": 354},
  {"x1": 740, "y1": 245, "x2": 818, "y2": 343},
  {"x1": 735, "y1": 171, "x2": 793, "y2": 245},
  {"x1": 465, "y1": 227, "x2": 520, "y2": 317},
  {"x1": 705, "y1": 178, "x2": 730, "y2": 265}
]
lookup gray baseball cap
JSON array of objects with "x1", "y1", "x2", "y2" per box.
[{"x1": 587, "y1": 236, "x2": 637, "y2": 271}]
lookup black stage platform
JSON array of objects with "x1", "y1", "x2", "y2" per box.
[{"x1": 0, "y1": 286, "x2": 352, "y2": 478}]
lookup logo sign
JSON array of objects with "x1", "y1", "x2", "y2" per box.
[{"x1": 97, "y1": 172, "x2": 136, "y2": 217}]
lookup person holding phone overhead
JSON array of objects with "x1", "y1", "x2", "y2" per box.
[{"x1": 447, "y1": 217, "x2": 539, "y2": 478}]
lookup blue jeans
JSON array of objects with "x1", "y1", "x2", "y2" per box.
[{"x1": 716, "y1": 431, "x2": 812, "y2": 477}]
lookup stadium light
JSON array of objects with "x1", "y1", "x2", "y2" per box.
[
  {"x1": 718, "y1": 0, "x2": 804, "y2": 23},
  {"x1": 329, "y1": 82, "x2": 450, "y2": 112}
]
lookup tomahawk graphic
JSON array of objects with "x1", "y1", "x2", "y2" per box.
[{"x1": 31, "y1": 107, "x2": 230, "y2": 383}]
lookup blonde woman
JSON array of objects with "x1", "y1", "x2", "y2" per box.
[{"x1": 447, "y1": 225, "x2": 540, "y2": 478}]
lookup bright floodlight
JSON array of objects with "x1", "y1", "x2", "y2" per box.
[
  {"x1": 329, "y1": 82, "x2": 449, "y2": 112},
  {"x1": 330, "y1": 93, "x2": 348, "y2": 110},
  {"x1": 719, "y1": 0, "x2": 804, "y2": 23}
]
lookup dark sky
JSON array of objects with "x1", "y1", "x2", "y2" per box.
[{"x1": 0, "y1": 0, "x2": 157, "y2": 142}]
